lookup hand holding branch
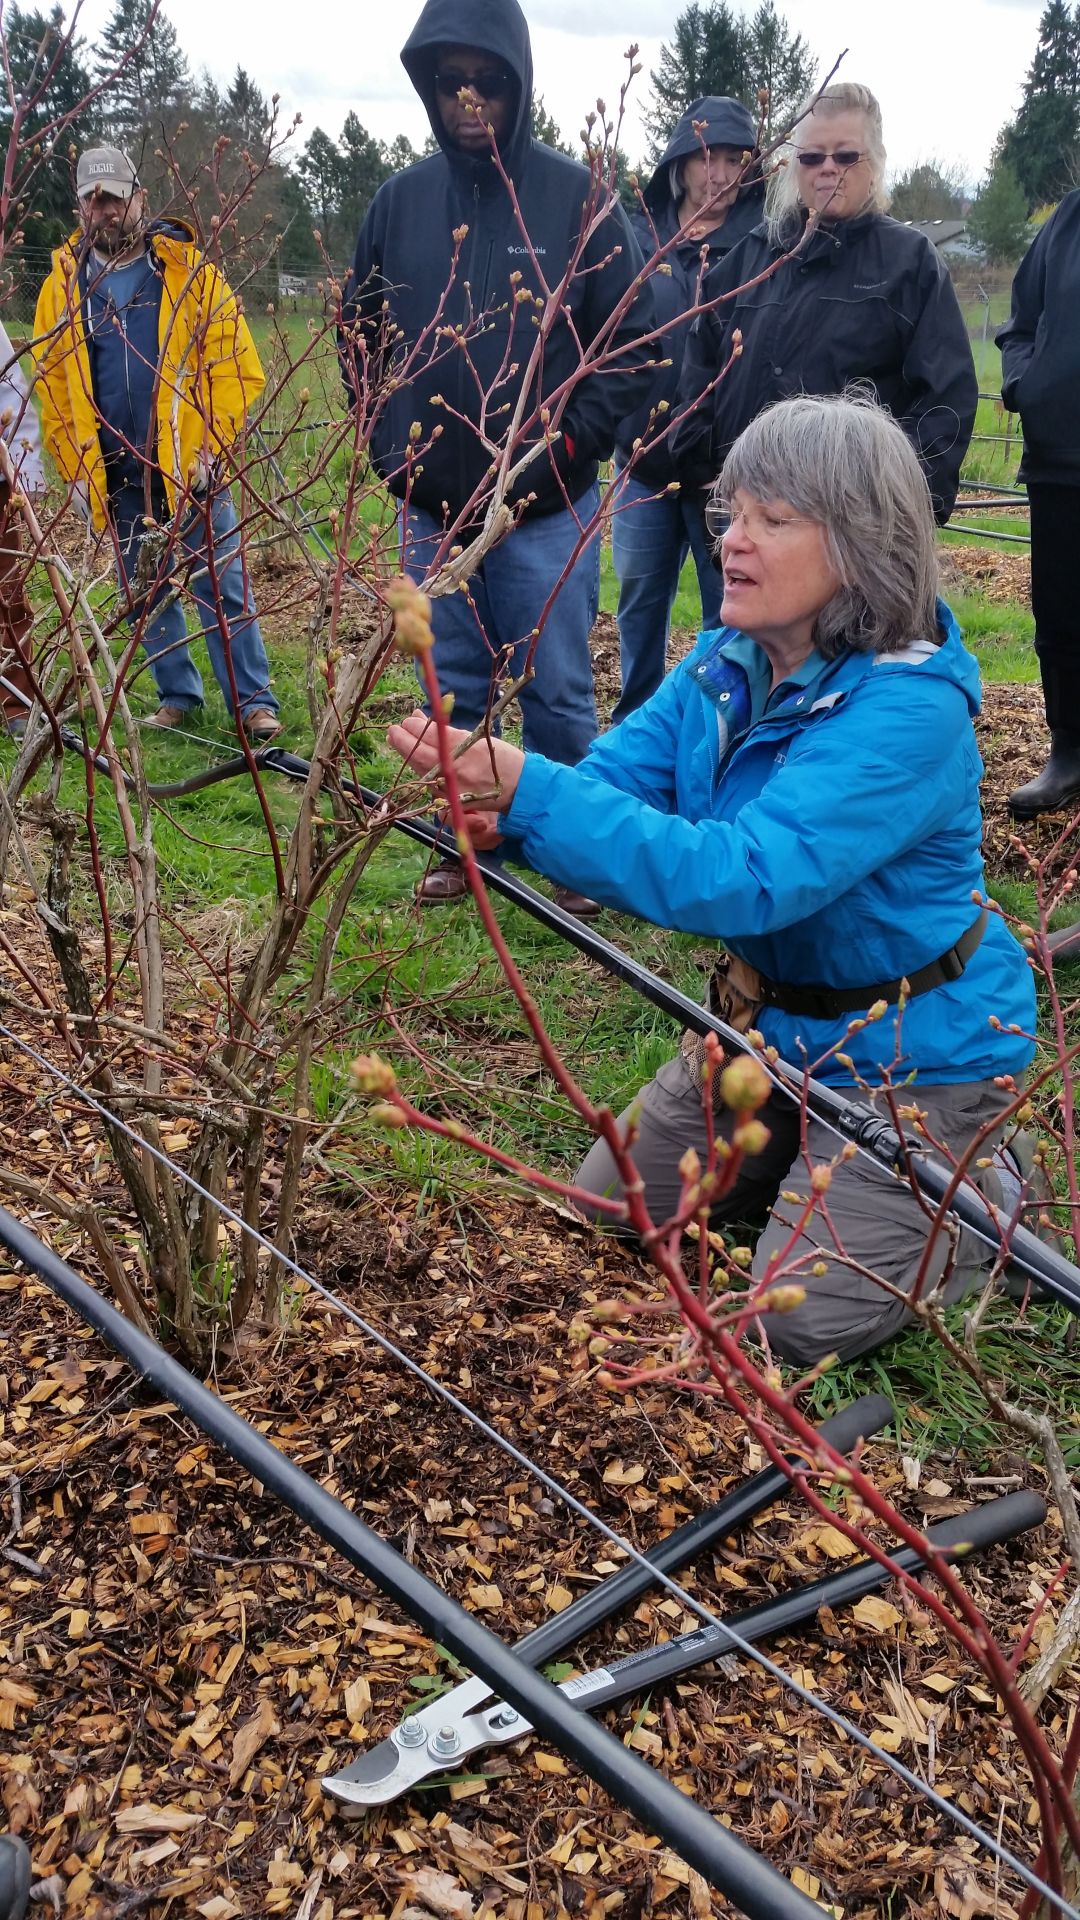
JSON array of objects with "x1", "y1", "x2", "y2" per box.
[{"x1": 387, "y1": 709, "x2": 525, "y2": 835}]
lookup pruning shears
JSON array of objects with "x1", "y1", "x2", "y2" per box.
[{"x1": 321, "y1": 1393, "x2": 1046, "y2": 1810}]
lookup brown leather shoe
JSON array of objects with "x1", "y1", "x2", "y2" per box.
[
  {"x1": 142, "y1": 705, "x2": 188, "y2": 730},
  {"x1": 1047, "y1": 918, "x2": 1080, "y2": 960},
  {"x1": 553, "y1": 885, "x2": 601, "y2": 918},
  {"x1": 416, "y1": 857, "x2": 469, "y2": 904},
  {"x1": 244, "y1": 707, "x2": 283, "y2": 743}
]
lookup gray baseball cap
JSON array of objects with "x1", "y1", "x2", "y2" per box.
[{"x1": 76, "y1": 146, "x2": 140, "y2": 199}]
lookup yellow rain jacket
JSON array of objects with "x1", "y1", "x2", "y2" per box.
[{"x1": 32, "y1": 220, "x2": 265, "y2": 531}]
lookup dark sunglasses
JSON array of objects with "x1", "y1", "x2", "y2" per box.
[
  {"x1": 797, "y1": 148, "x2": 864, "y2": 169},
  {"x1": 435, "y1": 66, "x2": 515, "y2": 100}
]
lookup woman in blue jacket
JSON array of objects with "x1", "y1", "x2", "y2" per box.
[
  {"x1": 389, "y1": 394, "x2": 1036, "y2": 1367},
  {"x1": 611, "y1": 97, "x2": 764, "y2": 722}
]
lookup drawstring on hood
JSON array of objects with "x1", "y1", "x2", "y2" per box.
[{"x1": 401, "y1": 0, "x2": 534, "y2": 178}]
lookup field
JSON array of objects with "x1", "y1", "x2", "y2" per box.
[{"x1": 3, "y1": 284, "x2": 1080, "y2": 1920}]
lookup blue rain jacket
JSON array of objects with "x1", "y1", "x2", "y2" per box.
[{"x1": 502, "y1": 605, "x2": 1036, "y2": 1088}]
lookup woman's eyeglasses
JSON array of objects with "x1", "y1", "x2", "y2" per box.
[
  {"x1": 707, "y1": 499, "x2": 807, "y2": 540},
  {"x1": 435, "y1": 66, "x2": 515, "y2": 100},
  {"x1": 796, "y1": 148, "x2": 864, "y2": 169}
]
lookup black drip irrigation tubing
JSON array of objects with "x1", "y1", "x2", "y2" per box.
[
  {"x1": 318, "y1": 767, "x2": 1080, "y2": 1321},
  {"x1": 0, "y1": 1204, "x2": 824, "y2": 1920},
  {"x1": 2, "y1": 1024, "x2": 1078, "y2": 1917},
  {"x1": 5, "y1": 687, "x2": 1078, "y2": 1321}
]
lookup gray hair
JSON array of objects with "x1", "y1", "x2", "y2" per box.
[
  {"x1": 714, "y1": 391, "x2": 940, "y2": 658},
  {"x1": 765, "y1": 81, "x2": 888, "y2": 246}
]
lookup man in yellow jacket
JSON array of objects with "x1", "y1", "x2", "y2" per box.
[{"x1": 34, "y1": 146, "x2": 281, "y2": 740}]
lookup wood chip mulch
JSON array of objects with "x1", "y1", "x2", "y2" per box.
[
  {"x1": 1, "y1": 1177, "x2": 1075, "y2": 1920},
  {"x1": 1, "y1": 545, "x2": 1078, "y2": 1920}
]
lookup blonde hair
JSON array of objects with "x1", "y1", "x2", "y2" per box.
[{"x1": 765, "y1": 81, "x2": 888, "y2": 246}]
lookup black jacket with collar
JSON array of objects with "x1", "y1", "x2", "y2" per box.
[
  {"x1": 340, "y1": 0, "x2": 652, "y2": 524},
  {"x1": 672, "y1": 209, "x2": 977, "y2": 522},
  {"x1": 616, "y1": 185, "x2": 764, "y2": 487},
  {"x1": 997, "y1": 189, "x2": 1080, "y2": 486}
]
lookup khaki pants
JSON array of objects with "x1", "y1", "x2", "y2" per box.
[{"x1": 575, "y1": 1054, "x2": 1013, "y2": 1367}]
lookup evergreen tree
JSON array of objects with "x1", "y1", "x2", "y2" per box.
[
  {"x1": 742, "y1": 1, "x2": 816, "y2": 139},
  {"x1": 337, "y1": 112, "x2": 387, "y2": 244},
  {"x1": 276, "y1": 166, "x2": 321, "y2": 272},
  {"x1": 999, "y1": 0, "x2": 1080, "y2": 207},
  {"x1": 195, "y1": 72, "x2": 226, "y2": 124},
  {"x1": 91, "y1": 0, "x2": 192, "y2": 170},
  {"x1": 888, "y1": 157, "x2": 968, "y2": 223},
  {"x1": 645, "y1": 1, "x2": 816, "y2": 159},
  {"x1": 0, "y1": 5, "x2": 95, "y2": 248},
  {"x1": 531, "y1": 94, "x2": 575, "y2": 155},
  {"x1": 646, "y1": 3, "x2": 748, "y2": 159},
  {"x1": 297, "y1": 126, "x2": 343, "y2": 253},
  {"x1": 224, "y1": 66, "x2": 269, "y2": 152},
  {"x1": 968, "y1": 157, "x2": 1031, "y2": 263},
  {"x1": 383, "y1": 133, "x2": 421, "y2": 172}
]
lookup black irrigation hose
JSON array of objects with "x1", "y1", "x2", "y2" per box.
[
  {"x1": 0, "y1": 1204, "x2": 823, "y2": 1920},
  {"x1": 313, "y1": 767, "x2": 1080, "y2": 1321},
  {"x1": 8, "y1": 686, "x2": 1079, "y2": 1317}
]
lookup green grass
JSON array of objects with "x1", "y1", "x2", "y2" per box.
[
  {"x1": 946, "y1": 591, "x2": 1036, "y2": 682},
  {"x1": 10, "y1": 296, "x2": 1064, "y2": 1467},
  {"x1": 25, "y1": 565, "x2": 1074, "y2": 1474},
  {"x1": 808, "y1": 1300, "x2": 1080, "y2": 1471}
]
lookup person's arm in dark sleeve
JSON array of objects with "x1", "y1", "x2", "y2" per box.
[
  {"x1": 996, "y1": 215, "x2": 1052, "y2": 411},
  {"x1": 338, "y1": 195, "x2": 388, "y2": 411},
  {"x1": 900, "y1": 253, "x2": 979, "y2": 523},
  {"x1": 669, "y1": 253, "x2": 739, "y2": 492},
  {"x1": 559, "y1": 202, "x2": 656, "y2": 463}
]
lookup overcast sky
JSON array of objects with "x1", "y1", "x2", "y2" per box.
[{"x1": 76, "y1": 0, "x2": 1045, "y2": 188}]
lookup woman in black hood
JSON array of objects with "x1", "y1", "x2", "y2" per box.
[{"x1": 611, "y1": 96, "x2": 763, "y2": 723}]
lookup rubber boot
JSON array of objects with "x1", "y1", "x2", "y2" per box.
[{"x1": 1008, "y1": 731, "x2": 1080, "y2": 820}]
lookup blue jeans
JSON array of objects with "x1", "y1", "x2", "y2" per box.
[
  {"x1": 402, "y1": 489, "x2": 601, "y2": 765},
  {"x1": 610, "y1": 468, "x2": 723, "y2": 723},
  {"x1": 111, "y1": 484, "x2": 278, "y2": 721}
]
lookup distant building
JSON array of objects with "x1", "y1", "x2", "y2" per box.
[{"x1": 901, "y1": 218, "x2": 978, "y2": 258}]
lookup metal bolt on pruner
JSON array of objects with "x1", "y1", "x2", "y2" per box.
[
  {"x1": 393, "y1": 1716, "x2": 429, "y2": 1749},
  {"x1": 428, "y1": 1724, "x2": 462, "y2": 1758}
]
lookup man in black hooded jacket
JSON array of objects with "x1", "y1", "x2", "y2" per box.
[{"x1": 341, "y1": 0, "x2": 652, "y2": 906}]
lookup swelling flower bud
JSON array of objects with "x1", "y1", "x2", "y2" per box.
[
  {"x1": 758, "y1": 1284, "x2": 806, "y2": 1314},
  {"x1": 387, "y1": 578, "x2": 434, "y2": 657},
  {"x1": 733, "y1": 1119, "x2": 770, "y2": 1155},
  {"x1": 350, "y1": 1053, "x2": 397, "y2": 1096},
  {"x1": 719, "y1": 1055, "x2": 771, "y2": 1112},
  {"x1": 369, "y1": 1102, "x2": 407, "y2": 1128},
  {"x1": 679, "y1": 1146, "x2": 702, "y2": 1184}
]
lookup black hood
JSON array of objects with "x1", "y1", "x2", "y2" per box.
[
  {"x1": 643, "y1": 96, "x2": 757, "y2": 214},
  {"x1": 401, "y1": 0, "x2": 534, "y2": 176}
]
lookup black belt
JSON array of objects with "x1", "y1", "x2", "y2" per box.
[{"x1": 755, "y1": 909, "x2": 989, "y2": 1023}]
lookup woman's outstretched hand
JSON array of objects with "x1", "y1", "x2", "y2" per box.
[
  {"x1": 386, "y1": 711, "x2": 525, "y2": 849},
  {"x1": 387, "y1": 710, "x2": 525, "y2": 807}
]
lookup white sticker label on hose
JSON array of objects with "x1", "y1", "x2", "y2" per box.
[{"x1": 563, "y1": 1668, "x2": 613, "y2": 1698}]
